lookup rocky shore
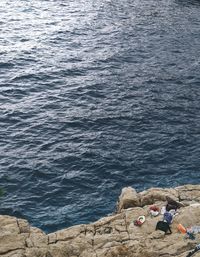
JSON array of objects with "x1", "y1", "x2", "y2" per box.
[{"x1": 1, "y1": 184, "x2": 200, "y2": 257}]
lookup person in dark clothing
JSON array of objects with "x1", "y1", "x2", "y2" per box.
[{"x1": 166, "y1": 196, "x2": 184, "y2": 211}]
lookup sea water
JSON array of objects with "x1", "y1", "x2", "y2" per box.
[{"x1": 0, "y1": 0, "x2": 200, "y2": 232}]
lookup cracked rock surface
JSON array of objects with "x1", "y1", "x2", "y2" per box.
[{"x1": 1, "y1": 184, "x2": 200, "y2": 257}]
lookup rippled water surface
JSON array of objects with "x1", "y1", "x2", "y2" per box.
[{"x1": 0, "y1": 0, "x2": 200, "y2": 232}]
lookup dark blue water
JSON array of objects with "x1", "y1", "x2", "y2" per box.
[{"x1": 0, "y1": 0, "x2": 200, "y2": 233}]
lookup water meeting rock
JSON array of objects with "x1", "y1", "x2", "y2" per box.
[{"x1": 1, "y1": 184, "x2": 200, "y2": 257}]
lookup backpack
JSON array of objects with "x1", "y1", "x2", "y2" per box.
[{"x1": 156, "y1": 221, "x2": 172, "y2": 234}]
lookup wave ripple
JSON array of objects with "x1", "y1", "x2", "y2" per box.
[{"x1": 0, "y1": 0, "x2": 200, "y2": 232}]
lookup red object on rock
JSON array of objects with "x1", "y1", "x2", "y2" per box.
[{"x1": 149, "y1": 205, "x2": 159, "y2": 212}]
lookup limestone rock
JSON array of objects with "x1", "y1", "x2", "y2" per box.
[
  {"x1": 117, "y1": 187, "x2": 140, "y2": 211},
  {"x1": 177, "y1": 185, "x2": 200, "y2": 202},
  {"x1": 0, "y1": 234, "x2": 26, "y2": 254},
  {"x1": 1, "y1": 184, "x2": 200, "y2": 257},
  {"x1": 0, "y1": 250, "x2": 25, "y2": 257},
  {"x1": 17, "y1": 219, "x2": 30, "y2": 234},
  {"x1": 139, "y1": 187, "x2": 179, "y2": 206}
]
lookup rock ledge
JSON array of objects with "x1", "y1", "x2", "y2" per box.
[{"x1": 1, "y1": 184, "x2": 200, "y2": 257}]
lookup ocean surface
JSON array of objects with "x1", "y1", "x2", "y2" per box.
[{"x1": 0, "y1": 0, "x2": 200, "y2": 233}]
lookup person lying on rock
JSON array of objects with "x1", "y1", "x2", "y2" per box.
[{"x1": 166, "y1": 196, "x2": 184, "y2": 211}]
